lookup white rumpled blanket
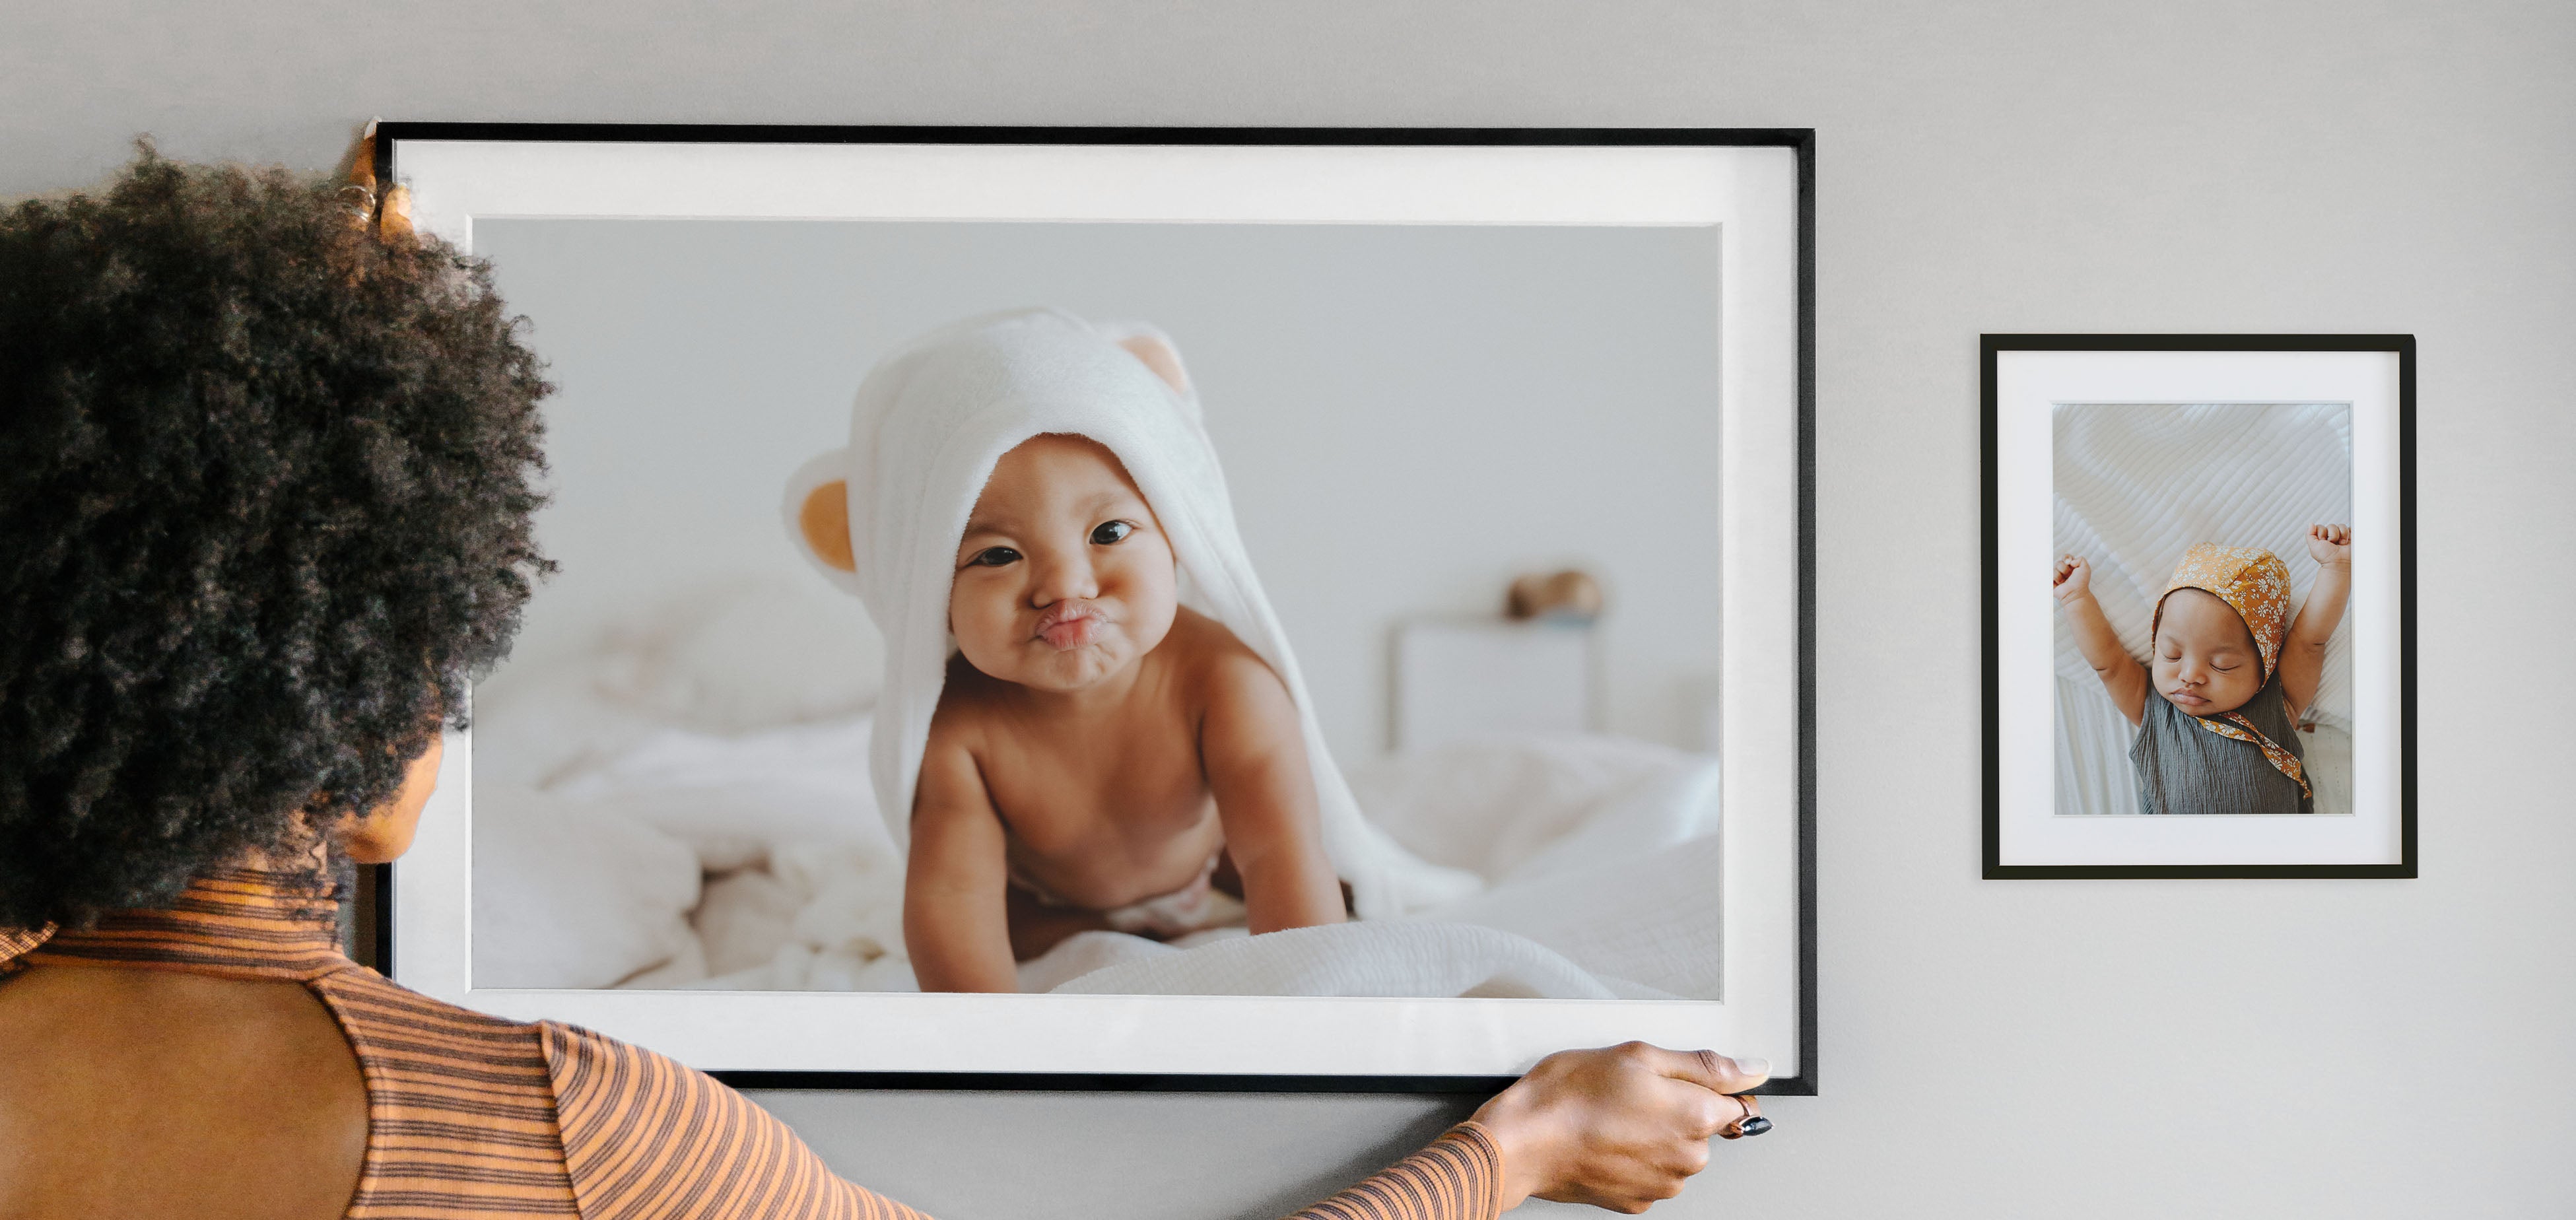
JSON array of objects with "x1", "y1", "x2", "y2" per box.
[
  {"x1": 1034, "y1": 734, "x2": 1726, "y2": 999},
  {"x1": 473, "y1": 709, "x2": 1724, "y2": 999},
  {"x1": 2052, "y1": 403, "x2": 2355, "y2": 815}
]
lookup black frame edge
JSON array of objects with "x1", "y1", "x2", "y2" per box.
[
  {"x1": 716, "y1": 1071, "x2": 1520, "y2": 1095},
  {"x1": 1980, "y1": 333, "x2": 2418, "y2": 881},
  {"x1": 378, "y1": 122, "x2": 1820, "y2": 1095},
  {"x1": 1790, "y1": 127, "x2": 1819, "y2": 1097},
  {"x1": 1981, "y1": 336, "x2": 2005, "y2": 879},
  {"x1": 374, "y1": 121, "x2": 1815, "y2": 149}
]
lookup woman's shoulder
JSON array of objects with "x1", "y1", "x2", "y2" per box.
[
  {"x1": 313, "y1": 965, "x2": 555, "y2": 1059},
  {"x1": 308, "y1": 966, "x2": 563, "y2": 1117},
  {"x1": 310, "y1": 972, "x2": 920, "y2": 1218},
  {"x1": 304, "y1": 968, "x2": 580, "y2": 1214},
  {"x1": 536, "y1": 1020, "x2": 930, "y2": 1220}
]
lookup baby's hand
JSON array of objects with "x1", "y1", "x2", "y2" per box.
[
  {"x1": 2052, "y1": 554, "x2": 2094, "y2": 605},
  {"x1": 2307, "y1": 524, "x2": 2352, "y2": 569}
]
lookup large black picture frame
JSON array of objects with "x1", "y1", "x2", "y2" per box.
[{"x1": 360, "y1": 123, "x2": 1819, "y2": 1094}]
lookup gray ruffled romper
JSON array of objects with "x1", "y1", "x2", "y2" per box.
[{"x1": 2129, "y1": 673, "x2": 2313, "y2": 815}]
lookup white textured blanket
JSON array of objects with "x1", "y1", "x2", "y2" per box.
[
  {"x1": 469, "y1": 710, "x2": 1724, "y2": 998},
  {"x1": 781, "y1": 307, "x2": 1480, "y2": 918},
  {"x1": 2052, "y1": 402, "x2": 2354, "y2": 815},
  {"x1": 1027, "y1": 734, "x2": 1726, "y2": 999}
]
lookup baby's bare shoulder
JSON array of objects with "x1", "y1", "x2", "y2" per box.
[
  {"x1": 1159, "y1": 611, "x2": 1296, "y2": 738},
  {"x1": 1161, "y1": 609, "x2": 1283, "y2": 695}
]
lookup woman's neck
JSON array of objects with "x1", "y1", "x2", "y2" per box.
[{"x1": 228, "y1": 834, "x2": 332, "y2": 877}]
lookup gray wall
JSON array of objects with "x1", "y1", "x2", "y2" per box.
[
  {"x1": 470, "y1": 217, "x2": 1724, "y2": 759},
  {"x1": 9, "y1": 2, "x2": 2571, "y2": 1215}
]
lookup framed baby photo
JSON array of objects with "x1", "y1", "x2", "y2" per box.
[
  {"x1": 366, "y1": 123, "x2": 1817, "y2": 1093},
  {"x1": 1983, "y1": 334, "x2": 2416, "y2": 879}
]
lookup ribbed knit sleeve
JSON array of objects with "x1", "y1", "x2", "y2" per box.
[
  {"x1": 15, "y1": 871, "x2": 1511, "y2": 1220},
  {"x1": 1286, "y1": 1122, "x2": 1506, "y2": 1220},
  {"x1": 541, "y1": 1021, "x2": 932, "y2": 1220},
  {"x1": 543, "y1": 1017, "x2": 1500, "y2": 1220},
  {"x1": 0, "y1": 924, "x2": 51, "y2": 978}
]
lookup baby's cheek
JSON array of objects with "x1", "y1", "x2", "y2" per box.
[{"x1": 949, "y1": 586, "x2": 1016, "y2": 654}]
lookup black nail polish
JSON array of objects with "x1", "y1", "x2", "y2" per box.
[{"x1": 1736, "y1": 1116, "x2": 1772, "y2": 1137}]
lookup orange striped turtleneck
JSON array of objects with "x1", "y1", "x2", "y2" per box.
[{"x1": 0, "y1": 869, "x2": 1505, "y2": 1220}]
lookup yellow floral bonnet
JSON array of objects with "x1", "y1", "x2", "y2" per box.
[
  {"x1": 2150, "y1": 543, "x2": 2307, "y2": 796},
  {"x1": 2151, "y1": 544, "x2": 2292, "y2": 680}
]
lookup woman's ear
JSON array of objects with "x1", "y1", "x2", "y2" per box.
[
  {"x1": 335, "y1": 731, "x2": 445, "y2": 865},
  {"x1": 782, "y1": 448, "x2": 865, "y2": 592}
]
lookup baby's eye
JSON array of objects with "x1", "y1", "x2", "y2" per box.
[
  {"x1": 966, "y1": 546, "x2": 1021, "y2": 568},
  {"x1": 1090, "y1": 520, "x2": 1134, "y2": 545}
]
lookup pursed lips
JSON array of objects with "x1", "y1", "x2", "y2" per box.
[{"x1": 1033, "y1": 601, "x2": 1104, "y2": 650}]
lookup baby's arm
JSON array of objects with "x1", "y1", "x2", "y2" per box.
[
  {"x1": 2053, "y1": 555, "x2": 2148, "y2": 726},
  {"x1": 2279, "y1": 524, "x2": 2353, "y2": 723},
  {"x1": 902, "y1": 721, "x2": 1020, "y2": 993},
  {"x1": 1200, "y1": 653, "x2": 1348, "y2": 933}
]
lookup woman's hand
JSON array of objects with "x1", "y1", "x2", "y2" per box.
[
  {"x1": 337, "y1": 125, "x2": 413, "y2": 241},
  {"x1": 1469, "y1": 1042, "x2": 1769, "y2": 1213}
]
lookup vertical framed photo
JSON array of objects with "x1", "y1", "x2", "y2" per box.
[
  {"x1": 1984, "y1": 335, "x2": 2415, "y2": 879},
  {"x1": 372, "y1": 125, "x2": 1817, "y2": 1091}
]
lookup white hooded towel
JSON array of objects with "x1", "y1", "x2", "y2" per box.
[{"x1": 783, "y1": 306, "x2": 1483, "y2": 919}]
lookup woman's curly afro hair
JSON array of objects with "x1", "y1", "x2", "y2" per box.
[{"x1": 0, "y1": 141, "x2": 554, "y2": 930}]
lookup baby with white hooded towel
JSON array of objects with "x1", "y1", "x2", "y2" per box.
[{"x1": 785, "y1": 306, "x2": 1482, "y2": 992}]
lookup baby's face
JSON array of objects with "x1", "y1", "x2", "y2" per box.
[
  {"x1": 2152, "y1": 588, "x2": 2266, "y2": 716},
  {"x1": 949, "y1": 433, "x2": 1178, "y2": 693}
]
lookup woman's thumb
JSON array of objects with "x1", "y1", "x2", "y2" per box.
[{"x1": 1664, "y1": 1048, "x2": 1770, "y2": 1094}]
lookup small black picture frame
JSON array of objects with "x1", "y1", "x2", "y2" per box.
[{"x1": 1983, "y1": 334, "x2": 2415, "y2": 879}]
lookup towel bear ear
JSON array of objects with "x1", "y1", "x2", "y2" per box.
[
  {"x1": 782, "y1": 448, "x2": 865, "y2": 595},
  {"x1": 1093, "y1": 319, "x2": 1193, "y2": 401}
]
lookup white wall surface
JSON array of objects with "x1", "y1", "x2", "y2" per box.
[{"x1": 7, "y1": 2, "x2": 2571, "y2": 1215}]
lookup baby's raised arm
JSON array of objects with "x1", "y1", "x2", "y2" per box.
[
  {"x1": 902, "y1": 720, "x2": 1021, "y2": 993},
  {"x1": 1199, "y1": 652, "x2": 1348, "y2": 933},
  {"x1": 2278, "y1": 524, "x2": 2353, "y2": 724},
  {"x1": 2054, "y1": 554, "x2": 2148, "y2": 726}
]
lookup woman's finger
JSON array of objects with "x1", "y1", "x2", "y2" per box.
[
  {"x1": 1639, "y1": 1074, "x2": 1735, "y2": 1139},
  {"x1": 1652, "y1": 1046, "x2": 1770, "y2": 1095},
  {"x1": 1719, "y1": 1093, "x2": 1769, "y2": 1139},
  {"x1": 1667, "y1": 1081, "x2": 1759, "y2": 1137},
  {"x1": 377, "y1": 185, "x2": 414, "y2": 240}
]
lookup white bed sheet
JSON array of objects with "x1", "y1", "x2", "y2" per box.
[{"x1": 472, "y1": 712, "x2": 1724, "y2": 998}]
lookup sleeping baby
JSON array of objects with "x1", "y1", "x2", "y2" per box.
[
  {"x1": 2052, "y1": 525, "x2": 2352, "y2": 815},
  {"x1": 785, "y1": 308, "x2": 1482, "y2": 995},
  {"x1": 903, "y1": 432, "x2": 1348, "y2": 991}
]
